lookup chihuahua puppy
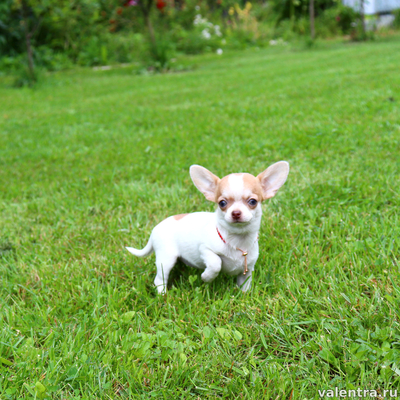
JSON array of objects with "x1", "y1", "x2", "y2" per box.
[{"x1": 126, "y1": 162, "x2": 289, "y2": 294}]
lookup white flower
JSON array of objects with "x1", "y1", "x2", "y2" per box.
[
  {"x1": 195, "y1": 5, "x2": 200, "y2": 10},
  {"x1": 194, "y1": 14, "x2": 206, "y2": 26},
  {"x1": 214, "y1": 25, "x2": 222, "y2": 36},
  {"x1": 201, "y1": 29, "x2": 211, "y2": 39},
  {"x1": 216, "y1": 48, "x2": 223, "y2": 55},
  {"x1": 269, "y1": 38, "x2": 287, "y2": 46}
]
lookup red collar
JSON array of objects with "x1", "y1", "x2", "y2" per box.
[
  {"x1": 216, "y1": 227, "x2": 258, "y2": 245},
  {"x1": 216, "y1": 227, "x2": 226, "y2": 244}
]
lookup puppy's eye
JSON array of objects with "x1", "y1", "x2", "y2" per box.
[
  {"x1": 248, "y1": 199, "x2": 258, "y2": 207},
  {"x1": 219, "y1": 200, "x2": 228, "y2": 208}
]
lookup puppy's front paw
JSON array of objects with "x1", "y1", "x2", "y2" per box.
[
  {"x1": 201, "y1": 270, "x2": 217, "y2": 283},
  {"x1": 237, "y1": 272, "x2": 252, "y2": 292}
]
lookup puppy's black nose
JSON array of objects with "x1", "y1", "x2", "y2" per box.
[{"x1": 232, "y1": 210, "x2": 242, "y2": 220}]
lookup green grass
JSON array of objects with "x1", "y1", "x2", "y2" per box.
[{"x1": 0, "y1": 38, "x2": 400, "y2": 399}]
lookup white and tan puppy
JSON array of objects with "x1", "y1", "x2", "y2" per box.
[{"x1": 126, "y1": 162, "x2": 289, "y2": 294}]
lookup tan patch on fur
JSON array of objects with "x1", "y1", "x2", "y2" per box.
[
  {"x1": 241, "y1": 173, "x2": 263, "y2": 201},
  {"x1": 215, "y1": 173, "x2": 264, "y2": 208},
  {"x1": 173, "y1": 213, "x2": 189, "y2": 220},
  {"x1": 215, "y1": 175, "x2": 231, "y2": 202}
]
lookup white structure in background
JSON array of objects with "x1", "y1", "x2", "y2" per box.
[
  {"x1": 343, "y1": 0, "x2": 400, "y2": 28},
  {"x1": 343, "y1": 0, "x2": 400, "y2": 14}
]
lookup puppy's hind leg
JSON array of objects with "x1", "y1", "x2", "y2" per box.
[{"x1": 154, "y1": 253, "x2": 177, "y2": 294}]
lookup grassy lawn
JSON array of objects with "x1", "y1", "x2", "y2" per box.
[{"x1": 1, "y1": 37, "x2": 400, "y2": 399}]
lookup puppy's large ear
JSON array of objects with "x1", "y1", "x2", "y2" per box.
[
  {"x1": 257, "y1": 161, "x2": 289, "y2": 200},
  {"x1": 190, "y1": 165, "x2": 220, "y2": 202}
]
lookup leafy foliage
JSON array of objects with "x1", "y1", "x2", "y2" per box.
[
  {"x1": 393, "y1": 8, "x2": 400, "y2": 29},
  {"x1": 0, "y1": 0, "x2": 381, "y2": 77},
  {"x1": 271, "y1": 0, "x2": 337, "y2": 23}
]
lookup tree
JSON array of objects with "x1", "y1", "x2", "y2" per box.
[
  {"x1": 123, "y1": 0, "x2": 169, "y2": 68},
  {"x1": 359, "y1": 0, "x2": 366, "y2": 39},
  {"x1": 309, "y1": 0, "x2": 315, "y2": 40},
  {"x1": 124, "y1": 0, "x2": 160, "y2": 47},
  {"x1": 19, "y1": 0, "x2": 42, "y2": 82},
  {"x1": 4, "y1": 0, "x2": 50, "y2": 84}
]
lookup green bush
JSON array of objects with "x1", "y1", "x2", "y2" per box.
[
  {"x1": 225, "y1": 27, "x2": 263, "y2": 49},
  {"x1": 251, "y1": 2, "x2": 276, "y2": 23},
  {"x1": 318, "y1": 8, "x2": 342, "y2": 36},
  {"x1": 0, "y1": 0, "x2": 380, "y2": 79},
  {"x1": 75, "y1": 32, "x2": 147, "y2": 67},
  {"x1": 393, "y1": 8, "x2": 400, "y2": 28},
  {"x1": 172, "y1": 14, "x2": 224, "y2": 54},
  {"x1": 106, "y1": 33, "x2": 146, "y2": 64},
  {"x1": 334, "y1": 4, "x2": 360, "y2": 34},
  {"x1": 0, "y1": 0, "x2": 109, "y2": 64},
  {"x1": 35, "y1": 46, "x2": 74, "y2": 71},
  {"x1": 271, "y1": 19, "x2": 299, "y2": 41},
  {"x1": 270, "y1": 0, "x2": 337, "y2": 23},
  {"x1": 0, "y1": 54, "x2": 44, "y2": 87},
  {"x1": 147, "y1": 36, "x2": 175, "y2": 70},
  {"x1": 316, "y1": 5, "x2": 360, "y2": 37},
  {"x1": 0, "y1": 0, "x2": 25, "y2": 56},
  {"x1": 166, "y1": 0, "x2": 199, "y2": 30},
  {"x1": 173, "y1": 27, "x2": 212, "y2": 54}
]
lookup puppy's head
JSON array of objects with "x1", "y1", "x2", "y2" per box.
[{"x1": 190, "y1": 161, "x2": 289, "y2": 229}]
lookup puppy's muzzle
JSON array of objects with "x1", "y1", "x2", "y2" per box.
[{"x1": 231, "y1": 210, "x2": 242, "y2": 222}]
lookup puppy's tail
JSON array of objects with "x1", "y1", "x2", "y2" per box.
[{"x1": 126, "y1": 238, "x2": 153, "y2": 258}]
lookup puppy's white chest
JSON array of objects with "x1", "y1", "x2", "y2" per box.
[
  {"x1": 219, "y1": 246, "x2": 258, "y2": 276},
  {"x1": 220, "y1": 254, "x2": 246, "y2": 276}
]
